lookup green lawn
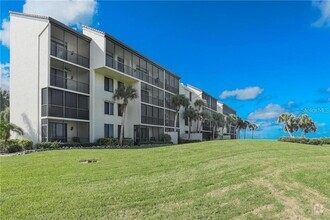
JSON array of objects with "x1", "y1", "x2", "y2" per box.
[{"x1": 1, "y1": 140, "x2": 329, "y2": 219}]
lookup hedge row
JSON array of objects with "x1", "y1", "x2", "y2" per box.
[
  {"x1": 178, "y1": 138, "x2": 202, "y2": 144},
  {"x1": 0, "y1": 139, "x2": 33, "y2": 153},
  {"x1": 278, "y1": 137, "x2": 330, "y2": 146}
]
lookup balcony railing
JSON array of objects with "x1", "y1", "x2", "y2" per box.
[
  {"x1": 42, "y1": 104, "x2": 89, "y2": 120},
  {"x1": 141, "y1": 116, "x2": 164, "y2": 126},
  {"x1": 51, "y1": 41, "x2": 89, "y2": 68},
  {"x1": 165, "y1": 84, "x2": 179, "y2": 94},
  {"x1": 141, "y1": 94, "x2": 164, "y2": 107},
  {"x1": 50, "y1": 73, "x2": 89, "y2": 94},
  {"x1": 106, "y1": 55, "x2": 164, "y2": 88}
]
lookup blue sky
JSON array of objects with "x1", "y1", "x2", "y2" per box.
[{"x1": 1, "y1": 1, "x2": 329, "y2": 138}]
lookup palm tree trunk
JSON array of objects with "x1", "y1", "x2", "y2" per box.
[
  {"x1": 244, "y1": 129, "x2": 246, "y2": 139},
  {"x1": 188, "y1": 118, "x2": 191, "y2": 140},
  {"x1": 212, "y1": 126, "x2": 216, "y2": 140},
  {"x1": 196, "y1": 119, "x2": 200, "y2": 133},
  {"x1": 174, "y1": 111, "x2": 178, "y2": 132},
  {"x1": 252, "y1": 130, "x2": 254, "y2": 139},
  {"x1": 119, "y1": 105, "x2": 126, "y2": 146}
]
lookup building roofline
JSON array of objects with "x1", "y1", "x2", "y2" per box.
[
  {"x1": 223, "y1": 103, "x2": 236, "y2": 113},
  {"x1": 83, "y1": 25, "x2": 181, "y2": 80},
  {"x1": 10, "y1": 11, "x2": 91, "y2": 42}
]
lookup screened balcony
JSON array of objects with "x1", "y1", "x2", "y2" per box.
[
  {"x1": 42, "y1": 88, "x2": 89, "y2": 120},
  {"x1": 50, "y1": 58, "x2": 89, "y2": 94},
  {"x1": 41, "y1": 119, "x2": 89, "y2": 143},
  {"x1": 105, "y1": 39, "x2": 165, "y2": 88},
  {"x1": 51, "y1": 24, "x2": 90, "y2": 68}
]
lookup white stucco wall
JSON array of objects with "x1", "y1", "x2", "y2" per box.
[{"x1": 10, "y1": 14, "x2": 50, "y2": 143}]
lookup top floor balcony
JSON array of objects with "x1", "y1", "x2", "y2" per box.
[{"x1": 51, "y1": 24, "x2": 90, "y2": 68}]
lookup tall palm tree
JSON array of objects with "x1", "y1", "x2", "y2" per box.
[
  {"x1": 113, "y1": 85, "x2": 138, "y2": 146},
  {"x1": 278, "y1": 113, "x2": 297, "y2": 137},
  {"x1": 199, "y1": 110, "x2": 212, "y2": 133},
  {"x1": 0, "y1": 89, "x2": 9, "y2": 111},
  {"x1": 183, "y1": 106, "x2": 198, "y2": 140},
  {"x1": 172, "y1": 94, "x2": 190, "y2": 131},
  {"x1": 248, "y1": 123, "x2": 258, "y2": 139},
  {"x1": 298, "y1": 114, "x2": 317, "y2": 138},
  {"x1": 194, "y1": 99, "x2": 205, "y2": 132},
  {"x1": 236, "y1": 117, "x2": 244, "y2": 139},
  {"x1": 226, "y1": 114, "x2": 236, "y2": 138},
  {"x1": 212, "y1": 112, "x2": 225, "y2": 140},
  {"x1": 0, "y1": 107, "x2": 10, "y2": 122},
  {"x1": 242, "y1": 120, "x2": 251, "y2": 139}
]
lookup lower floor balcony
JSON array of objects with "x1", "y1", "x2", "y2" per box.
[{"x1": 41, "y1": 119, "x2": 89, "y2": 143}]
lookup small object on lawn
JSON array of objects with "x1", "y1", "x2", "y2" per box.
[{"x1": 79, "y1": 159, "x2": 97, "y2": 163}]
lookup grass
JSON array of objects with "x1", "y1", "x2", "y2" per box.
[{"x1": 1, "y1": 140, "x2": 329, "y2": 219}]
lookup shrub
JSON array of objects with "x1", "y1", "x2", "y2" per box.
[
  {"x1": 321, "y1": 138, "x2": 330, "y2": 145},
  {"x1": 160, "y1": 134, "x2": 172, "y2": 143},
  {"x1": 278, "y1": 137, "x2": 323, "y2": 146},
  {"x1": 34, "y1": 141, "x2": 60, "y2": 149},
  {"x1": 19, "y1": 140, "x2": 33, "y2": 150},
  {"x1": 123, "y1": 138, "x2": 134, "y2": 146},
  {"x1": 97, "y1": 138, "x2": 119, "y2": 146},
  {"x1": 178, "y1": 138, "x2": 202, "y2": 144}
]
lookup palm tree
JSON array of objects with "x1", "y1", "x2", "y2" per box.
[
  {"x1": 298, "y1": 114, "x2": 317, "y2": 137},
  {"x1": 0, "y1": 108, "x2": 24, "y2": 145},
  {"x1": 278, "y1": 113, "x2": 297, "y2": 137},
  {"x1": 212, "y1": 112, "x2": 225, "y2": 140},
  {"x1": 194, "y1": 99, "x2": 205, "y2": 132},
  {"x1": 236, "y1": 117, "x2": 244, "y2": 139},
  {"x1": 199, "y1": 110, "x2": 212, "y2": 133},
  {"x1": 113, "y1": 85, "x2": 138, "y2": 146},
  {"x1": 172, "y1": 94, "x2": 190, "y2": 131},
  {"x1": 242, "y1": 120, "x2": 251, "y2": 139},
  {"x1": 0, "y1": 89, "x2": 9, "y2": 111},
  {"x1": 183, "y1": 106, "x2": 198, "y2": 140},
  {"x1": 226, "y1": 114, "x2": 235, "y2": 138},
  {"x1": 220, "y1": 115, "x2": 227, "y2": 139},
  {"x1": 248, "y1": 123, "x2": 258, "y2": 139}
]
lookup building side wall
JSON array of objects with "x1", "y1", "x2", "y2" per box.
[{"x1": 10, "y1": 15, "x2": 50, "y2": 143}]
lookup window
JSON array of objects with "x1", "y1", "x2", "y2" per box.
[
  {"x1": 49, "y1": 122, "x2": 67, "y2": 142},
  {"x1": 118, "y1": 104, "x2": 123, "y2": 116},
  {"x1": 104, "y1": 124, "x2": 114, "y2": 138},
  {"x1": 104, "y1": 102, "x2": 114, "y2": 115},
  {"x1": 104, "y1": 76, "x2": 113, "y2": 92},
  {"x1": 189, "y1": 92, "x2": 192, "y2": 101}
]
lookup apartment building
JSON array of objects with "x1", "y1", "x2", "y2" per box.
[{"x1": 10, "y1": 12, "x2": 236, "y2": 144}]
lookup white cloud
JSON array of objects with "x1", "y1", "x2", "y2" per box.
[
  {"x1": 0, "y1": 19, "x2": 10, "y2": 48},
  {"x1": 0, "y1": 0, "x2": 98, "y2": 48},
  {"x1": 248, "y1": 104, "x2": 285, "y2": 120},
  {"x1": 0, "y1": 63, "x2": 10, "y2": 90},
  {"x1": 219, "y1": 86, "x2": 264, "y2": 100},
  {"x1": 23, "y1": 0, "x2": 98, "y2": 28},
  {"x1": 312, "y1": 0, "x2": 330, "y2": 27}
]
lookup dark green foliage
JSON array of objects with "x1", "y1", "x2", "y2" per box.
[
  {"x1": 321, "y1": 138, "x2": 330, "y2": 145},
  {"x1": 178, "y1": 138, "x2": 202, "y2": 144},
  {"x1": 97, "y1": 138, "x2": 119, "y2": 146},
  {"x1": 0, "y1": 139, "x2": 33, "y2": 153},
  {"x1": 122, "y1": 138, "x2": 134, "y2": 146},
  {"x1": 0, "y1": 89, "x2": 9, "y2": 111},
  {"x1": 160, "y1": 134, "x2": 172, "y2": 143},
  {"x1": 278, "y1": 137, "x2": 323, "y2": 145},
  {"x1": 34, "y1": 142, "x2": 60, "y2": 149}
]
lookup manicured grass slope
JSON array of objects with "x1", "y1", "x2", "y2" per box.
[{"x1": 1, "y1": 140, "x2": 329, "y2": 219}]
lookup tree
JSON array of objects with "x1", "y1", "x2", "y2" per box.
[
  {"x1": 212, "y1": 112, "x2": 225, "y2": 140},
  {"x1": 248, "y1": 123, "x2": 258, "y2": 139},
  {"x1": 194, "y1": 99, "x2": 206, "y2": 132},
  {"x1": 113, "y1": 85, "x2": 138, "y2": 146},
  {"x1": 0, "y1": 108, "x2": 24, "y2": 144},
  {"x1": 242, "y1": 120, "x2": 251, "y2": 139},
  {"x1": 183, "y1": 106, "x2": 198, "y2": 140},
  {"x1": 278, "y1": 113, "x2": 298, "y2": 137},
  {"x1": 172, "y1": 94, "x2": 189, "y2": 131},
  {"x1": 298, "y1": 114, "x2": 317, "y2": 137},
  {"x1": 226, "y1": 114, "x2": 235, "y2": 138},
  {"x1": 236, "y1": 117, "x2": 244, "y2": 139},
  {"x1": 0, "y1": 89, "x2": 9, "y2": 111},
  {"x1": 199, "y1": 110, "x2": 212, "y2": 133}
]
